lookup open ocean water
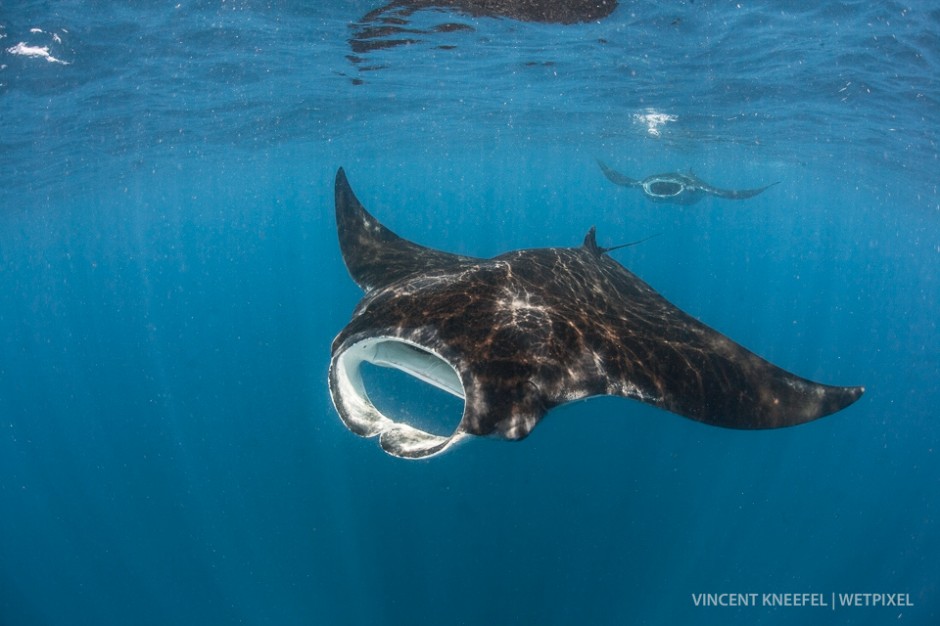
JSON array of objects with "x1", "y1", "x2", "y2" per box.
[{"x1": 1, "y1": 1, "x2": 938, "y2": 624}]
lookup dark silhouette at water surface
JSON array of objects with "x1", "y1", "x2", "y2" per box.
[{"x1": 346, "y1": 0, "x2": 618, "y2": 78}]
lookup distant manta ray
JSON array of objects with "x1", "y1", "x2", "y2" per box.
[
  {"x1": 598, "y1": 160, "x2": 780, "y2": 205},
  {"x1": 329, "y1": 168, "x2": 863, "y2": 459}
]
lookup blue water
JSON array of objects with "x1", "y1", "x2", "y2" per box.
[{"x1": 1, "y1": 1, "x2": 938, "y2": 624}]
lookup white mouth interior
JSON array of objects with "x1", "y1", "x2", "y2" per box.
[
  {"x1": 366, "y1": 339, "x2": 465, "y2": 399},
  {"x1": 330, "y1": 336, "x2": 468, "y2": 458},
  {"x1": 644, "y1": 180, "x2": 683, "y2": 197}
]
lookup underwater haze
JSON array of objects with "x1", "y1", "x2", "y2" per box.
[{"x1": 1, "y1": 1, "x2": 938, "y2": 625}]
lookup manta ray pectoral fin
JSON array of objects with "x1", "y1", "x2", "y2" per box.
[
  {"x1": 599, "y1": 303, "x2": 866, "y2": 429},
  {"x1": 658, "y1": 363, "x2": 865, "y2": 430},
  {"x1": 596, "y1": 160, "x2": 640, "y2": 187},
  {"x1": 704, "y1": 180, "x2": 780, "y2": 200},
  {"x1": 585, "y1": 247, "x2": 863, "y2": 430},
  {"x1": 328, "y1": 334, "x2": 469, "y2": 459},
  {"x1": 335, "y1": 168, "x2": 477, "y2": 292}
]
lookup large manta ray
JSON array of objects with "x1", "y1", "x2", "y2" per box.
[
  {"x1": 598, "y1": 160, "x2": 779, "y2": 205},
  {"x1": 329, "y1": 168, "x2": 863, "y2": 458}
]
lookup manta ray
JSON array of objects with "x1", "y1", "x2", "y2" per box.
[
  {"x1": 329, "y1": 168, "x2": 863, "y2": 459},
  {"x1": 598, "y1": 160, "x2": 780, "y2": 205}
]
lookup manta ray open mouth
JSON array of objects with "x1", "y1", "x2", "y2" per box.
[
  {"x1": 329, "y1": 168, "x2": 863, "y2": 459},
  {"x1": 330, "y1": 335, "x2": 469, "y2": 458},
  {"x1": 644, "y1": 180, "x2": 684, "y2": 197}
]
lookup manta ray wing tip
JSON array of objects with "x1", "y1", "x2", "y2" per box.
[{"x1": 811, "y1": 383, "x2": 865, "y2": 423}]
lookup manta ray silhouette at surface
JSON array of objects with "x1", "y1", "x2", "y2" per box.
[
  {"x1": 329, "y1": 168, "x2": 863, "y2": 459},
  {"x1": 598, "y1": 160, "x2": 780, "y2": 205}
]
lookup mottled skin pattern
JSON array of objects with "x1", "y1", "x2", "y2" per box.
[
  {"x1": 598, "y1": 160, "x2": 780, "y2": 205},
  {"x1": 331, "y1": 168, "x2": 863, "y2": 452}
]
